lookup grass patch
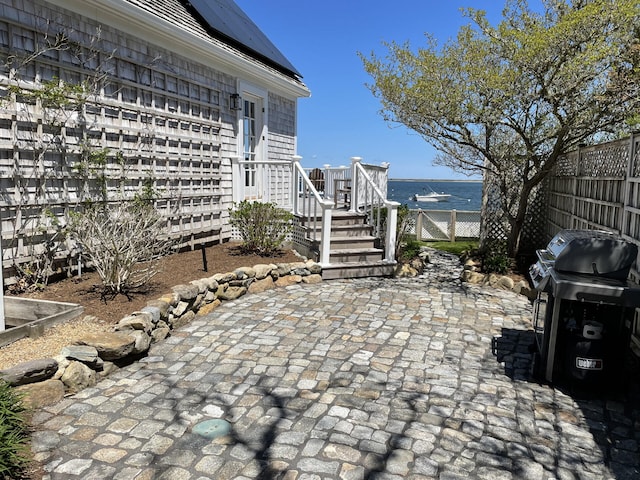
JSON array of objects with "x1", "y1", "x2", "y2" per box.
[
  {"x1": 422, "y1": 239, "x2": 478, "y2": 257},
  {"x1": 0, "y1": 381, "x2": 31, "y2": 479}
]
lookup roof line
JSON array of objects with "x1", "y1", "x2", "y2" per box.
[{"x1": 180, "y1": 0, "x2": 303, "y2": 80}]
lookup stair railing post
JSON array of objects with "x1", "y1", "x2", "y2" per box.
[
  {"x1": 291, "y1": 155, "x2": 303, "y2": 215},
  {"x1": 349, "y1": 156, "x2": 361, "y2": 213},
  {"x1": 385, "y1": 202, "x2": 400, "y2": 262},
  {"x1": 230, "y1": 154, "x2": 241, "y2": 204},
  {"x1": 320, "y1": 203, "x2": 332, "y2": 266}
]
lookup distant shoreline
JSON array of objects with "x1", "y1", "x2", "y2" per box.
[{"x1": 390, "y1": 178, "x2": 483, "y2": 183}]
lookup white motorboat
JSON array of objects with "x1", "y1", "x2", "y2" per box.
[{"x1": 413, "y1": 191, "x2": 451, "y2": 202}]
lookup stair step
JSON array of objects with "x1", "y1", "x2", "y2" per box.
[
  {"x1": 322, "y1": 261, "x2": 396, "y2": 280},
  {"x1": 329, "y1": 248, "x2": 384, "y2": 263},
  {"x1": 328, "y1": 236, "x2": 377, "y2": 250}
]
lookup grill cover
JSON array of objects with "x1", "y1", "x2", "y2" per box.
[{"x1": 544, "y1": 230, "x2": 638, "y2": 279}]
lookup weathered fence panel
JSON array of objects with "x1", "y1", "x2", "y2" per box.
[
  {"x1": 546, "y1": 136, "x2": 635, "y2": 241},
  {"x1": 408, "y1": 209, "x2": 481, "y2": 241}
]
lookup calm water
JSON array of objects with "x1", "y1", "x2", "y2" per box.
[{"x1": 388, "y1": 180, "x2": 483, "y2": 211}]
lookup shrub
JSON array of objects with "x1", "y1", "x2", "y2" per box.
[
  {"x1": 68, "y1": 201, "x2": 172, "y2": 295},
  {"x1": 400, "y1": 239, "x2": 422, "y2": 261},
  {"x1": 0, "y1": 381, "x2": 30, "y2": 479},
  {"x1": 229, "y1": 201, "x2": 293, "y2": 256},
  {"x1": 479, "y1": 242, "x2": 512, "y2": 274}
]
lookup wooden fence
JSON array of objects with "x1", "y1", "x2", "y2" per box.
[
  {"x1": 545, "y1": 133, "x2": 640, "y2": 244},
  {"x1": 408, "y1": 209, "x2": 481, "y2": 241}
]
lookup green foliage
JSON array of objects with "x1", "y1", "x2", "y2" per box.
[
  {"x1": 399, "y1": 239, "x2": 422, "y2": 261},
  {"x1": 0, "y1": 381, "x2": 30, "y2": 479},
  {"x1": 476, "y1": 241, "x2": 512, "y2": 274},
  {"x1": 361, "y1": 0, "x2": 639, "y2": 257},
  {"x1": 482, "y1": 251, "x2": 512, "y2": 275},
  {"x1": 229, "y1": 201, "x2": 294, "y2": 256}
]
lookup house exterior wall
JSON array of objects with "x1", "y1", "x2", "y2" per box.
[{"x1": 0, "y1": 0, "x2": 307, "y2": 279}]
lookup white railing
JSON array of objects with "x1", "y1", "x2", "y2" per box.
[
  {"x1": 292, "y1": 156, "x2": 334, "y2": 265},
  {"x1": 231, "y1": 156, "x2": 294, "y2": 209},
  {"x1": 232, "y1": 155, "x2": 397, "y2": 266},
  {"x1": 350, "y1": 157, "x2": 399, "y2": 262}
]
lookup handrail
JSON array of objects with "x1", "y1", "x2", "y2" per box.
[
  {"x1": 351, "y1": 157, "x2": 399, "y2": 263},
  {"x1": 291, "y1": 156, "x2": 334, "y2": 266}
]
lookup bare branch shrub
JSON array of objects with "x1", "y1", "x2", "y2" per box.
[{"x1": 68, "y1": 201, "x2": 172, "y2": 295}]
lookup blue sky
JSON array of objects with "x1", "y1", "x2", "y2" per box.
[{"x1": 234, "y1": 1, "x2": 512, "y2": 180}]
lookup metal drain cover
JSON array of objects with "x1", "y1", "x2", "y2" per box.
[{"x1": 193, "y1": 419, "x2": 231, "y2": 439}]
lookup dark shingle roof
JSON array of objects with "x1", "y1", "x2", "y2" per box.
[{"x1": 125, "y1": 0, "x2": 302, "y2": 80}]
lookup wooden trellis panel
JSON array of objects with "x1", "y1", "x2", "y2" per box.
[{"x1": 0, "y1": 13, "x2": 234, "y2": 280}]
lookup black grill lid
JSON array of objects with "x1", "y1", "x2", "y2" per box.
[{"x1": 544, "y1": 230, "x2": 638, "y2": 279}]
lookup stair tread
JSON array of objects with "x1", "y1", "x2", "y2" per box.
[
  {"x1": 329, "y1": 247, "x2": 383, "y2": 254},
  {"x1": 323, "y1": 260, "x2": 395, "y2": 267},
  {"x1": 330, "y1": 235, "x2": 377, "y2": 241}
]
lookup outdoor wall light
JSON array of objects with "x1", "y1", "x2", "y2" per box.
[{"x1": 230, "y1": 93, "x2": 242, "y2": 111}]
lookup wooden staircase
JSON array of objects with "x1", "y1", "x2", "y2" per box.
[{"x1": 302, "y1": 210, "x2": 396, "y2": 280}]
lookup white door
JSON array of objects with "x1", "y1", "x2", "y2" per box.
[{"x1": 242, "y1": 96, "x2": 263, "y2": 200}]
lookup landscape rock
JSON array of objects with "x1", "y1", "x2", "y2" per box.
[
  {"x1": 129, "y1": 330, "x2": 152, "y2": 355},
  {"x1": 74, "y1": 332, "x2": 136, "y2": 361},
  {"x1": 172, "y1": 301, "x2": 190, "y2": 317},
  {"x1": 213, "y1": 272, "x2": 236, "y2": 283},
  {"x1": 61, "y1": 361, "x2": 97, "y2": 393},
  {"x1": 230, "y1": 278, "x2": 254, "y2": 288},
  {"x1": 173, "y1": 310, "x2": 196, "y2": 329},
  {"x1": 159, "y1": 292, "x2": 180, "y2": 307},
  {"x1": 146, "y1": 299, "x2": 171, "y2": 318},
  {"x1": 461, "y1": 269, "x2": 486, "y2": 284},
  {"x1": 275, "y1": 275, "x2": 302, "y2": 287},
  {"x1": 60, "y1": 345, "x2": 101, "y2": 367},
  {"x1": 0, "y1": 358, "x2": 58, "y2": 386},
  {"x1": 274, "y1": 263, "x2": 292, "y2": 277},
  {"x1": 306, "y1": 261, "x2": 322, "y2": 274},
  {"x1": 151, "y1": 326, "x2": 171, "y2": 343},
  {"x1": 253, "y1": 264, "x2": 276, "y2": 279},
  {"x1": 218, "y1": 285, "x2": 247, "y2": 300},
  {"x1": 197, "y1": 299, "x2": 222, "y2": 316},
  {"x1": 189, "y1": 279, "x2": 209, "y2": 294},
  {"x1": 302, "y1": 274, "x2": 323, "y2": 285},
  {"x1": 395, "y1": 263, "x2": 419, "y2": 278},
  {"x1": 204, "y1": 290, "x2": 216, "y2": 303},
  {"x1": 248, "y1": 276, "x2": 275, "y2": 294},
  {"x1": 115, "y1": 315, "x2": 154, "y2": 334},
  {"x1": 15, "y1": 379, "x2": 65, "y2": 408},
  {"x1": 172, "y1": 284, "x2": 200, "y2": 302},
  {"x1": 140, "y1": 306, "x2": 161, "y2": 324},
  {"x1": 234, "y1": 266, "x2": 256, "y2": 279},
  {"x1": 291, "y1": 267, "x2": 310, "y2": 276}
]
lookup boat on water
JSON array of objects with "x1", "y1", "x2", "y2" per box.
[{"x1": 413, "y1": 188, "x2": 451, "y2": 202}]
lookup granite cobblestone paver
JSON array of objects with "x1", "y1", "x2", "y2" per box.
[{"x1": 31, "y1": 250, "x2": 640, "y2": 479}]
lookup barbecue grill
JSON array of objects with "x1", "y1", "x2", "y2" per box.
[{"x1": 529, "y1": 229, "x2": 640, "y2": 384}]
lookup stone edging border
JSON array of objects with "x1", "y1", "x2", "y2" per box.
[{"x1": 0, "y1": 260, "x2": 322, "y2": 408}]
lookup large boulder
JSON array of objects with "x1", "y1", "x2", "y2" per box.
[
  {"x1": 0, "y1": 358, "x2": 58, "y2": 386},
  {"x1": 15, "y1": 379, "x2": 65, "y2": 408},
  {"x1": 74, "y1": 332, "x2": 136, "y2": 361},
  {"x1": 61, "y1": 361, "x2": 97, "y2": 393}
]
